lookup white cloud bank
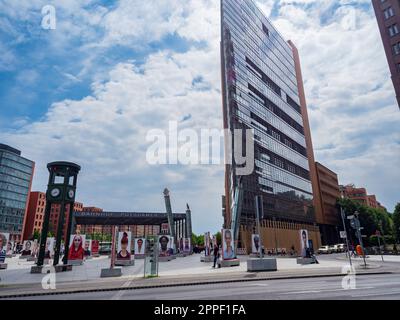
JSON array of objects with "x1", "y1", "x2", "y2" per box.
[{"x1": 1, "y1": 0, "x2": 399, "y2": 235}]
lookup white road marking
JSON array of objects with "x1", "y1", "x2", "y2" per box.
[
  {"x1": 282, "y1": 287, "x2": 375, "y2": 295},
  {"x1": 351, "y1": 291, "x2": 400, "y2": 298},
  {"x1": 111, "y1": 279, "x2": 133, "y2": 300}
]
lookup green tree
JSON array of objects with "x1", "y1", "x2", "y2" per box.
[
  {"x1": 214, "y1": 232, "x2": 221, "y2": 245},
  {"x1": 32, "y1": 230, "x2": 40, "y2": 240},
  {"x1": 337, "y1": 198, "x2": 395, "y2": 246},
  {"x1": 393, "y1": 203, "x2": 400, "y2": 243}
]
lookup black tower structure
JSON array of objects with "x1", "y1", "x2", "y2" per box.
[{"x1": 37, "y1": 162, "x2": 81, "y2": 267}]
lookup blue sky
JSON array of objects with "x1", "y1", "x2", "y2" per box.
[{"x1": 0, "y1": 0, "x2": 399, "y2": 234}]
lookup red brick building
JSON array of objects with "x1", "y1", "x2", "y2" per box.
[
  {"x1": 23, "y1": 191, "x2": 84, "y2": 241},
  {"x1": 340, "y1": 184, "x2": 386, "y2": 210},
  {"x1": 49, "y1": 201, "x2": 83, "y2": 242},
  {"x1": 23, "y1": 191, "x2": 46, "y2": 240},
  {"x1": 373, "y1": 0, "x2": 400, "y2": 108},
  {"x1": 314, "y1": 163, "x2": 341, "y2": 244},
  {"x1": 76, "y1": 207, "x2": 106, "y2": 235}
]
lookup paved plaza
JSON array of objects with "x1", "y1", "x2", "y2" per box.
[{"x1": 1, "y1": 253, "x2": 395, "y2": 287}]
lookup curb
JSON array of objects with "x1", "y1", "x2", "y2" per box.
[{"x1": 0, "y1": 270, "x2": 392, "y2": 299}]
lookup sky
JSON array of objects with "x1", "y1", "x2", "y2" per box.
[{"x1": 0, "y1": 0, "x2": 399, "y2": 234}]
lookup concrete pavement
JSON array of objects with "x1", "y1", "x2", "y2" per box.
[
  {"x1": 10, "y1": 273, "x2": 400, "y2": 300},
  {"x1": 0, "y1": 253, "x2": 397, "y2": 298}
]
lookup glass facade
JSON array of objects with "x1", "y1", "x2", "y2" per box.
[
  {"x1": 221, "y1": 0, "x2": 315, "y2": 226},
  {"x1": 0, "y1": 144, "x2": 34, "y2": 238}
]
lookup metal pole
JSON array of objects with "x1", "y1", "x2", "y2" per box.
[
  {"x1": 377, "y1": 234, "x2": 384, "y2": 262},
  {"x1": 340, "y1": 207, "x2": 352, "y2": 266},
  {"x1": 37, "y1": 172, "x2": 53, "y2": 267},
  {"x1": 254, "y1": 196, "x2": 263, "y2": 258},
  {"x1": 379, "y1": 221, "x2": 387, "y2": 251},
  {"x1": 358, "y1": 230, "x2": 367, "y2": 268},
  {"x1": 273, "y1": 217, "x2": 278, "y2": 256},
  {"x1": 53, "y1": 202, "x2": 67, "y2": 266},
  {"x1": 63, "y1": 203, "x2": 75, "y2": 265},
  {"x1": 37, "y1": 200, "x2": 52, "y2": 267},
  {"x1": 110, "y1": 226, "x2": 117, "y2": 269}
]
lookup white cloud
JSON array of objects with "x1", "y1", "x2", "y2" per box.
[{"x1": 1, "y1": 0, "x2": 399, "y2": 238}]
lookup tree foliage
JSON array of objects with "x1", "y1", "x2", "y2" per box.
[
  {"x1": 337, "y1": 198, "x2": 396, "y2": 246},
  {"x1": 393, "y1": 203, "x2": 400, "y2": 243}
]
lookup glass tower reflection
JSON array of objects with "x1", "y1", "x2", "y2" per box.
[{"x1": 221, "y1": 0, "x2": 315, "y2": 229}]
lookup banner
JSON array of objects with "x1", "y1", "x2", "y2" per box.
[
  {"x1": 68, "y1": 234, "x2": 86, "y2": 260},
  {"x1": 84, "y1": 239, "x2": 92, "y2": 257},
  {"x1": 299, "y1": 229, "x2": 309, "y2": 258},
  {"x1": 252, "y1": 234, "x2": 261, "y2": 254},
  {"x1": 0, "y1": 233, "x2": 10, "y2": 252},
  {"x1": 22, "y1": 240, "x2": 33, "y2": 256},
  {"x1": 91, "y1": 240, "x2": 99, "y2": 256},
  {"x1": 222, "y1": 229, "x2": 235, "y2": 260},
  {"x1": 32, "y1": 239, "x2": 39, "y2": 257},
  {"x1": 117, "y1": 231, "x2": 132, "y2": 261},
  {"x1": 6, "y1": 240, "x2": 14, "y2": 255},
  {"x1": 134, "y1": 238, "x2": 146, "y2": 255},
  {"x1": 158, "y1": 235, "x2": 172, "y2": 256}
]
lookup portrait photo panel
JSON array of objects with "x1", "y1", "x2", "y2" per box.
[
  {"x1": 134, "y1": 238, "x2": 146, "y2": 255},
  {"x1": 222, "y1": 229, "x2": 235, "y2": 260}
]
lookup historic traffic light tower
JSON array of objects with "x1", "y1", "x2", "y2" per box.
[{"x1": 36, "y1": 162, "x2": 81, "y2": 267}]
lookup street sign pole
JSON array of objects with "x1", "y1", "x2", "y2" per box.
[
  {"x1": 358, "y1": 229, "x2": 367, "y2": 268},
  {"x1": 340, "y1": 207, "x2": 352, "y2": 267},
  {"x1": 255, "y1": 196, "x2": 263, "y2": 259},
  {"x1": 376, "y1": 231, "x2": 384, "y2": 262}
]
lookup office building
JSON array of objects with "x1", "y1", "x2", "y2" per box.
[
  {"x1": 314, "y1": 162, "x2": 341, "y2": 245},
  {"x1": 0, "y1": 144, "x2": 35, "y2": 242},
  {"x1": 372, "y1": 0, "x2": 400, "y2": 108},
  {"x1": 221, "y1": 0, "x2": 323, "y2": 253}
]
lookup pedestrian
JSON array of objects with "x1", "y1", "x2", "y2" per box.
[
  {"x1": 212, "y1": 243, "x2": 219, "y2": 268},
  {"x1": 350, "y1": 244, "x2": 357, "y2": 257},
  {"x1": 356, "y1": 245, "x2": 363, "y2": 257}
]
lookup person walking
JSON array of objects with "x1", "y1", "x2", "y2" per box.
[
  {"x1": 350, "y1": 244, "x2": 357, "y2": 258},
  {"x1": 212, "y1": 243, "x2": 219, "y2": 268}
]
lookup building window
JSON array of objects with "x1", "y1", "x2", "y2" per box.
[
  {"x1": 389, "y1": 24, "x2": 399, "y2": 37},
  {"x1": 262, "y1": 23, "x2": 269, "y2": 36},
  {"x1": 384, "y1": 7, "x2": 395, "y2": 20},
  {"x1": 393, "y1": 42, "x2": 400, "y2": 55}
]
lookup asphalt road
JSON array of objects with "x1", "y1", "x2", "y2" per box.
[{"x1": 14, "y1": 273, "x2": 400, "y2": 300}]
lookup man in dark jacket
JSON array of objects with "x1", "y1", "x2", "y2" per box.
[{"x1": 212, "y1": 244, "x2": 219, "y2": 268}]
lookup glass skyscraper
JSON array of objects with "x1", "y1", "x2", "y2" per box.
[
  {"x1": 0, "y1": 144, "x2": 34, "y2": 242},
  {"x1": 221, "y1": 0, "x2": 321, "y2": 250}
]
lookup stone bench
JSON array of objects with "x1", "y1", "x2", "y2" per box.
[
  {"x1": 220, "y1": 259, "x2": 240, "y2": 268},
  {"x1": 101, "y1": 268, "x2": 122, "y2": 278},
  {"x1": 247, "y1": 258, "x2": 277, "y2": 272}
]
